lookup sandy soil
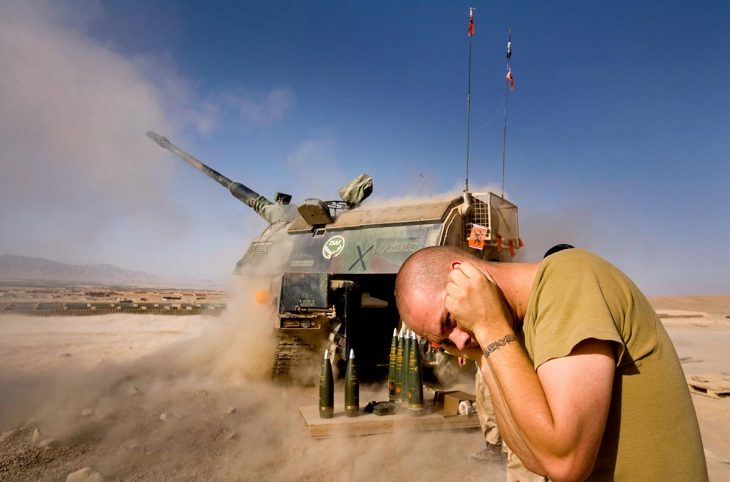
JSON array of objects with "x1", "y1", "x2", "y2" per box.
[{"x1": 0, "y1": 296, "x2": 728, "y2": 481}]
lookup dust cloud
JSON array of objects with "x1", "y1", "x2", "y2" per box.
[
  {"x1": 0, "y1": 0, "x2": 199, "y2": 279},
  {"x1": 0, "y1": 1, "x2": 291, "y2": 280},
  {"x1": 0, "y1": 277, "x2": 496, "y2": 481},
  {"x1": 363, "y1": 182, "x2": 505, "y2": 210},
  {"x1": 0, "y1": 1, "x2": 184, "y2": 222},
  {"x1": 513, "y1": 205, "x2": 597, "y2": 262}
]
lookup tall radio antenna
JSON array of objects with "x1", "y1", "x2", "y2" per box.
[
  {"x1": 464, "y1": 6, "x2": 475, "y2": 194},
  {"x1": 501, "y1": 29, "x2": 513, "y2": 198}
]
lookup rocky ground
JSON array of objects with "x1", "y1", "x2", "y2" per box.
[{"x1": 0, "y1": 295, "x2": 728, "y2": 481}]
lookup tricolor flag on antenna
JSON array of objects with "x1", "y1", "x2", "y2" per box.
[
  {"x1": 468, "y1": 7, "x2": 475, "y2": 37},
  {"x1": 506, "y1": 66, "x2": 515, "y2": 91}
]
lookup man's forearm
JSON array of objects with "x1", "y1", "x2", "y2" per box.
[
  {"x1": 473, "y1": 325, "x2": 614, "y2": 482},
  {"x1": 478, "y1": 358, "x2": 544, "y2": 473},
  {"x1": 474, "y1": 327, "x2": 555, "y2": 463}
]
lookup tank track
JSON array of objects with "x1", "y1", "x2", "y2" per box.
[{"x1": 271, "y1": 333, "x2": 316, "y2": 383}]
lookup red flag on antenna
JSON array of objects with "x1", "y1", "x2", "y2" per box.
[
  {"x1": 468, "y1": 7, "x2": 475, "y2": 37},
  {"x1": 506, "y1": 66, "x2": 515, "y2": 91}
]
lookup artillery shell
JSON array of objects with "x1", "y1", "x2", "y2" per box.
[
  {"x1": 344, "y1": 349, "x2": 359, "y2": 417},
  {"x1": 394, "y1": 328, "x2": 404, "y2": 404},
  {"x1": 401, "y1": 329, "x2": 411, "y2": 404},
  {"x1": 388, "y1": 328, "x2": 398, "y2": 402},
  {"x1": 319, "y1": 349, "x2": 334, "y2": 418},
  {"x1": 407, "y1": 331, "x2": 425, "y2": 412}
]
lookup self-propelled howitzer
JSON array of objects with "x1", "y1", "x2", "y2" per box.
[{"x1": 147, "y1": 132, "x2": 522, "y2": 384}]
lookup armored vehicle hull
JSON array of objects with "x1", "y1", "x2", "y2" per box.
[{"x1": 148, "y1": 132, "x2": 521, "y2": 383}]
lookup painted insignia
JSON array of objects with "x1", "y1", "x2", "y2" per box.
[{"x1": 322, "y1": 235, "x2": 346, "y2": 259}]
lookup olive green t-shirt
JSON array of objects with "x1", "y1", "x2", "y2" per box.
[{"x1": 522, "y1": 249, "x2": 707, "y2": 481}]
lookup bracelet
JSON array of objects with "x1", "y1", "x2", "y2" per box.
[{"x1": 483, "y1": 334, "x2": 517, "y2": 358}]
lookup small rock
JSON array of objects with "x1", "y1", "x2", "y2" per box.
[
  {"x1": 31, "y1": 428, "x2": 42, "y2": 443},
  {"x1": 130, "y1": 386, "x2": 141, "y2": 396},
  {"x1": 59, "y1": 352, "x2": 73, "y2": 358},
  {"x1": 224, "y1": 406, "x2": 236, "y2": 414},
  {"x1": 197, "y1": 389, "x2": 209, "y2": 397},
  {"x1": 159, "y1": 412, "x2": 171, "y2": 422},
  {"x1": 66, "y1": 467, "x2": 103, "y2": 482},
  {"x1": 39, "y1": 437, "x2": 59, "y2": 448},
  {"x1": 81, "y1": 408, "x2": 94, "y2": 417}
]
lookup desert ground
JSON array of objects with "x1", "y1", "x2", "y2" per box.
[{"x1": 0, "y1": 292, "x2": 728, "y2": 481}]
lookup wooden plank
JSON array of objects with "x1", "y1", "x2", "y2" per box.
[
  {"x1": 687, "y1": 373, "x2": 730, "y2": 399},
  {"x1": 299, "y1": 404, "x2": 480, "y2": 438}
]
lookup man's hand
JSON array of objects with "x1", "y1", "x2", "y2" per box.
[{"x1": 444, "y1": 261, "x2": 513, "y2": 340}]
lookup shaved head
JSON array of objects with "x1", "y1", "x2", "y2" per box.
[{"x1": 395, "y1": 246, "x2": 479, "y2": 324}]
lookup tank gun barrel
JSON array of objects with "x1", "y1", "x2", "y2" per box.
[
  {"x1": 146, "y1": 131, "x2": 297, "y2": 223},
  {"x1": 147, "y1": 131, "x2": 257, "y2": 202}
]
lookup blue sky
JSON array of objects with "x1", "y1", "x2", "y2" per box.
[{"x1": 1, "y1": 0, "x2": 728, "y2": 294}]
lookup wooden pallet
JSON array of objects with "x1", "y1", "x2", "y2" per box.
[
  {"x1": 299, "y1": 403, "x2": 480, "y2": 438},
  {"x1": 687, "y1": 373, "x2": 730, "y2": 399}
]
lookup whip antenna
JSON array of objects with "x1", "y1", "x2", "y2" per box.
[
  {"x1": 501, "y1": 29, "x2": 514, "y2": 198},
  {"x1": 464, "y1": 6, "x2": 475, "y2": 194}
]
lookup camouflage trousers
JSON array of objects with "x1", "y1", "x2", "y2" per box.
[{"x1": 475, "y1": 368, "x2": 548, "y2": 482}]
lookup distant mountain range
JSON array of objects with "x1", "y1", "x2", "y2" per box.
[{"x1": 0, "y1": 254, "x2": 206, "y2": 287}]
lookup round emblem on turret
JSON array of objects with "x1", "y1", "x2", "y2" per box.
[{"x1": 322, "y1": 235, "x2": 345, "y2": 260}]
